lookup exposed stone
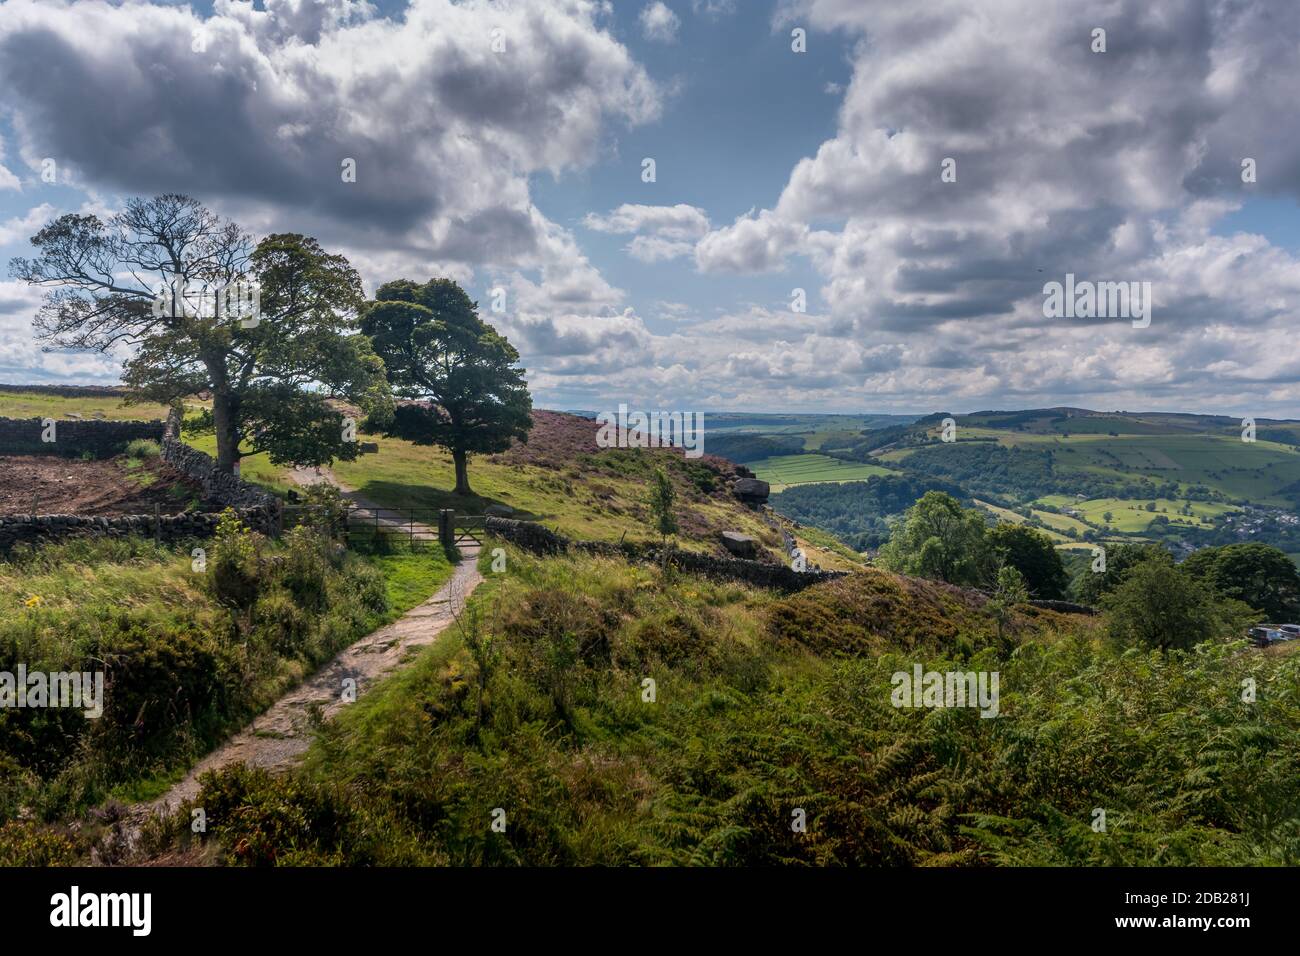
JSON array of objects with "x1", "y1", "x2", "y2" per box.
[
  {"x1": 732, "y1": 477, "x2": 770, "y2": 502},
  {"x1": 358, "y1": 442, "x2": 380, "y2": 454},
  {"x1": 484, "y1": 504, "x2": 515, "y2": 517},
  {"x1": 720, "y1": 531, "x2": 759, "y2": 558}
]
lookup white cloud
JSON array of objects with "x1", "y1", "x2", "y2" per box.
[
  {"x1": 584, "y1": 202, "x2": 710, "y2": 262},
  {"x1": 639, "y1": 2, "x2": 680, "y2": 43},
  {"x1": 674, "y1": 0, "x2": 1300, "y2": 412},
  {"x1": 0, "y1": 133, "x2": 19, "y2": 190},
  {"x1": 0, "y1": 0, "x2": 659, "y2": 298},
  {"x1": 0, "y1": 203, "x2": 53, "y2": 245}
]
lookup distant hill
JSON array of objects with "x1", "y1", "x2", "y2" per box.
[{"x1": 746, "y1": 406, "x2": 1300, "y2": 560}]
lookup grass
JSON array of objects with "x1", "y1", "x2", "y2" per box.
[
  {"x1": 153, "y1": 545, "x2": 1300, "y2": 867},
  {"x1": 327, "y1": 433, "x2": 851, "y2": 565},
  {"x1": 973, "y1": 499, "x2": 1072, "y2": 543},
  {"x1": 360, "y1": 541, "x2": 455, "y2": 618},
  {"x1": 748, "y1": 453, "x2": 894, "y2": 491},
  {"x1": 0, "y1": 390, "x2": 172, "y2": 422},
  {"x1": 1030, "y1": 508, "x2": 1092, "y2": 535},
  {"x1": 0, "y1": 530, "x2": 453, "y2": 847},
  {"x1": 1037, "y1": 495, "x2": 1240, "y2": 532}
]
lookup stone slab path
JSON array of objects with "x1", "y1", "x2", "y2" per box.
[{"x1": 129, "y1": 469, "x2": 481, "y2": 826}]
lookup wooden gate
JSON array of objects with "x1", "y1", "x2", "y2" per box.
[{"x1": 438, "y1": 510, "x2": 485, "y2": 549}]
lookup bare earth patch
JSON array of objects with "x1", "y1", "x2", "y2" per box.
[{"x1": 0, "y1": 454, "x2": 203, "y2": 515}]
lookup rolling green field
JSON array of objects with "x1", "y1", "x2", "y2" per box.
[
  {"x1": 1036, "y1": 495, "x2": 1240, "y2": 532},
  {"x1": 888, "y1": 426, "x2": 1300, "y2": 506},
  {"x1": 748, "y1": 453, "x2": 894, "y2": 491},
  {"x1": 1029, "y1": 508, "x2": 1092, "y2": 535}
]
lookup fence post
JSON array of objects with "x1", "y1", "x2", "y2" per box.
[
  {"x1": 439, "y1": 509, "x2": 454, "y2": 551},
  {"x1": 154, "y1": 503, "x2": 161, "y2": 545}
]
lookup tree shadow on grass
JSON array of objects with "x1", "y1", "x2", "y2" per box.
[{"x1": 346, "y1": 478, "x2": 544, "y2": 520}]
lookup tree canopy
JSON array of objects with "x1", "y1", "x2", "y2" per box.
[
  {"x1": 988, "y1": 524, "x2": 1068, "y2": 599},
  {"x1": 1181, "y1": 543, "x2": 1300, "y2": 622},
  {"x1": 1101, "y1": 558, "x2": 1247, "y2": 652},
  {"x1": 361, "y1": 278, "x2": 532, "y2": 496},
  {"x1": 9, "y1": 195, "x2": 388, "y2": 472},
  {"x1": 877, "y1": 491, "x2": 992, "y2": 586}
]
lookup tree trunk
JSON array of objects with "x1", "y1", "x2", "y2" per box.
[
  {"x1": 452, "y1": 447, "x2": 472, "y2": 496},
  {"x1": 211, "y1": 388, "x2": 241, "y2": 474}
]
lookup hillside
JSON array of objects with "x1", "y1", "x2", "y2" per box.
[
  {"x1": 755, "y1": 407, "x2": 1300, "y2": 561},
  {"x1": 4, "y1": 389, "x2": 1298, "y2": 869},
  {"x1": 138, "y1": 543, "x2": 1300, "y2": 867},
  {"x1": 0, "y1": 390, "x2": 859, "y2": 571}
]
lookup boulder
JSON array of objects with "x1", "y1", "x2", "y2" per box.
[
  {"x1": 358, "y1": 442, "x2": 380, "y2": 454},
  {"x1": 719, "y1": 531, "x2": 759, "y2": 558},
  {"x1": 732, "y1": 477, "x2": 770, "y2": 502},
  {"x1": 485, "y1": 504, "x2": 515, "y2": 518}
]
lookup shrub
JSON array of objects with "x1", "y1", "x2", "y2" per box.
[
  {"x1": 207, "y1": 510, "x2": 263, "y2": 615},
  {"x1": 125, "y1": 438, "x2": 162, "y2": 460},
  {"x1": 0, "y1": 821, "x2": 79, "y2": 866},
  {"x1": 280, "y1": 526, "x2": 333, "y2": 612},
  {"x1": 297, "y1": 483, "x2": 352, "y2": 540},
  {"x1": 252, "y1": 587, "x2": 311, "y2": 658}
]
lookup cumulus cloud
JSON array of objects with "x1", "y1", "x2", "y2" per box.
[
  {"x1": 694, "y1": 209, "x2": 809, "y2": 273},
  {"x1": 0, "y1": 133, "x2": 19, "y2": 190},
  {"x1": 584, "y1": 202, "x2": 710, "y2": 262},
  {"x1": 639, "y1": 2, "x2": 680, "y2": 43},
  {"x1": 675, "y1": 0, "x2": 1300, "y2": 411},
  {"x1": 0, "y1": 203, "x2": 53, "y2": 245},
  {"x1": 0, "y1": 280, "x2": 121, "y2": 383},
  {"x1": 0, "y1": 0, "x2": 659, "y2": 285}
]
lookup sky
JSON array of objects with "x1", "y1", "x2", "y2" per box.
[{"x1": 0, "y1": 0, "x2": 1299, "y2": 418}]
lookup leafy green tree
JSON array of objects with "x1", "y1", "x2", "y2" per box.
[
  {"x1": 360, "y1": 278, "x2": 532, "y2": 495},
  {"x1": 10, "y1": 196, "x2": 389, "y2": 472},
  {"x1": 877, "y1": 491, "x2": 990, "y2": 586},
  {"x1": 647, "y1": 467, "x2": 679, "y2": 559},
  {"x1": 988, "y1": 524, "x2": 1068, "y2": 599},
  {"x1": 1101, "y1": 559, "x2": 1237, "y2": 651},
  {"x1": 1181, "y1": 543, "x2": 1300, "y2": 622},
  {"x1": 1071, "y1": 542, "x2": 1170, "y2": 605}
]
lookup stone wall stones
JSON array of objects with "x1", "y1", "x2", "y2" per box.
[
  {"x1": 0, "y1": 416, "x2": 164, "y2": 457},
  {"x1": 0, "y1": 405, "x2": 279, "y2": 551},
  {"x1": 0, "y1": 508, "x2": 275, "y2": 552}
]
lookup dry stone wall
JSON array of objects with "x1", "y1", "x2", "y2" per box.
[
  {"x1": 0, "y1": 416, "x2": 164, "y2": 457},
  {"x1": 0, "y1": 405, "x2": 279, "y2": 550},
  {"x1": 484, "y1": 516, "x2": 846, "y2": 591}
]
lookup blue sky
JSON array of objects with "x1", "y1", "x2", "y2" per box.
[{"x1": 2, "y1": 0, "x2": 1300, "y2": 418}]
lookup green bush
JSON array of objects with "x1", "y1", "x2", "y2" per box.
[
  {"x1": 0, "y1": 523, "x2": 419, "y2": 837},
  {"x1": 206, "y1": 510, "x2": 263, "y2": 614},
  {"x1": 125, "y1": 438, "x2": 162, "y2": 460}
]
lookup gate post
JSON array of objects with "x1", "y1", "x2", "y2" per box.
[{"x1": 439, "y1": 509, "x2": 454, "y2": 551}]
